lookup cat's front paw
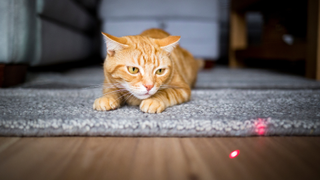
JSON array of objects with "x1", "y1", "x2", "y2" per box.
[
  {"x1": 140, "y1": 99, "x2": 166, "y2": 113},
  {"x1": 93, "y1": 96, "x2": 120, "y2": 111}
]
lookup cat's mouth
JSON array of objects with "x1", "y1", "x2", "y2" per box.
[
  {"x1": 129, "y1": 87, "x2": 158, "y2": 100},
  {"x1": 135, "y1": 93, "x2": 152, "y2": 99}
]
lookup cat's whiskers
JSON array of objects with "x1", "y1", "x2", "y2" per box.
[
  {"x1": 97, "y1": 89, "x2": 127, "y2": 99},
  {"x1": 109, "y1": 91, "x2": 132, "y2": 107},
  {"x1": 123, "y1": 93, "x2": 135, "y2": 104},
  {"x1": 101, "y1": 89, "x2": 127, "y2": 96},
  {"x1": 80, "y1": 82, "x2": 123, "y2": 90},
  {"x1": 103, "y1": 83, "x2": 123, "y2": 89},
  {"x1": 78, "y1": 83, "x2": 108, "y2": 90}
]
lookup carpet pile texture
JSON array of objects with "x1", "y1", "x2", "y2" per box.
[{"x1": 1, "y1": 66, "x2": 320, "y2": 136}]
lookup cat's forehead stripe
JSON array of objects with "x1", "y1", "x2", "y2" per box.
[
  {"x1": 126, "y1": 35, "x2": 166, "y2": 69},
  {"x1": 140, "y1": 55, "x2": 146, "y2": 67}
]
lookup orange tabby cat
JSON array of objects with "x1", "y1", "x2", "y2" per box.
[{"x1": 93, "y1": 28, "x2": 202, "y2": 113}]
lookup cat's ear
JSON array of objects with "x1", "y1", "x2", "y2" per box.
[
  {"x1": 156, "y1": 36, "x2": 181, "y2": 54},
  {"x1": 102, "y1": 32, "x2": 128, "y2": 56}
]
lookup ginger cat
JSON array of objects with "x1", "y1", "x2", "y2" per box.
[{"x1": 93, "y1": 28, "x2": 202, "y2": 113}]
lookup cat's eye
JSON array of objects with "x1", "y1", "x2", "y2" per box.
[
  {"x1": 127, "y1": 66, "x2": 139, "y2": 74},
  {"x1": 156, "y1": 68, "x2": 165, "y2": 75}
]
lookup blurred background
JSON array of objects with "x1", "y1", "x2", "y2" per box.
[{"x1": 0, "y1": 0, "x2": 318, "y2": 87}]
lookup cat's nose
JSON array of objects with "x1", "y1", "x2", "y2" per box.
[{"x1": 144, "y1": 84, "x2": 154, "y2": 91}]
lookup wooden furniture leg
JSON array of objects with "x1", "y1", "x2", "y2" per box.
[
  {"x1": 0, "y1": 64, "x2": 28, "y2": 88},
  {"x1": 306, "y1": 0, "x2": 320, "y2": 80},
  {"x1": 0, "y1": 64, "x2": 4, "y2": 87},
  {"x1": 229, "y1": 10, "x2": 247, "y2": 68}
]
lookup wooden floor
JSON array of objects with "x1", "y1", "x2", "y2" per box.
[{"x1": 0, "y1": 137, "x2": 319, "y2": 180}]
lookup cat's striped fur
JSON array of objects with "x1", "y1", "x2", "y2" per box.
[{"x1": 93, "y1": 28, "x2": 202, "y2": 113}]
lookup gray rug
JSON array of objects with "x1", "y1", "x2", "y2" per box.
[
  {"x1": 1, "y1": 66, "x2": 320, "y2": 136},
  {"x1": 0, "y1": 88, "x2": 319, "y2": 136},
  {"x1": 197, "y1": 67, "x2": 320, "y2": 89}
]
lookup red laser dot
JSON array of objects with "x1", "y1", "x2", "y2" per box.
[{"x1": 229, "y1": 150, "x2": 240, "y2": 158}]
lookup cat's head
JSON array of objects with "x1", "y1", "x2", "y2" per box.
[{"x1": 102, "y1": 32, "x2": 180, "y2": 99}]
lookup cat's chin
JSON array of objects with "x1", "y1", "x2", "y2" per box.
[{"x1": 134, "y1": 94, "x2": 152, "y2": 100}]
